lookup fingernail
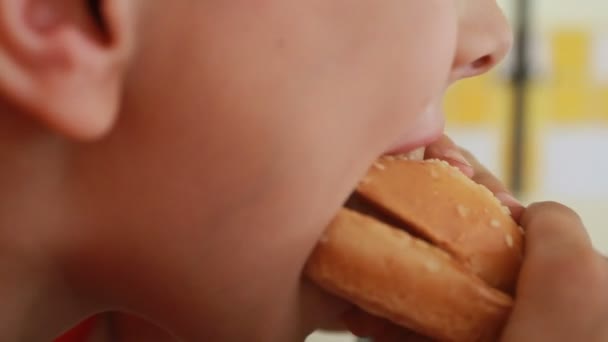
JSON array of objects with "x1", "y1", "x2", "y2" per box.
[
  {"x1": 443, "y1": 149, "x2": 472, "y2": 168},
  {"x1": 441, "y1": 149, "x2": 474, "y2": 177},
  {"x1": 496, "y1": 192, "x2": 522, "y2": 208}
]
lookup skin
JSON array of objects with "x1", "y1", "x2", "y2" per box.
[
  {"x1": 0, "y1": 0, "x2": 605, "y2": 341},
  {"x1": 342, "y1": 141, "x2": 608, "y2": 342}
]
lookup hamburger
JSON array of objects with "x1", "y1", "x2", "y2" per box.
[{"x1": 305, "y1": 155, "x2": 524, "y2": 342}]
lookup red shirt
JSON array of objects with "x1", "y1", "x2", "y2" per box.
[{"x1": 54, "y1": 316, "x2": 97, "y2": 342}]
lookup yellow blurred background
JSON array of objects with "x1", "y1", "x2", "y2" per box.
[
  {"x1": 445, "y1": 0, "x2": 608, "y2": 255},
  {"x1": 309, "y1": 1, "x2": 608, "y2": 340}
]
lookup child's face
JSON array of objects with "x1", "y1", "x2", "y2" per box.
[{"x1": 78, "y1": 0, "x2": 511, "y2": 339}]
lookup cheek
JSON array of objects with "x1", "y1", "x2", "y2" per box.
[
  {"x1": 114, "y1": 0, "x2": 459, "y2": 334},
  {"x1": 123, "y1": 0, "x2": 460, "y2": 283},
  {"x1": 370, "y1": 1, "x2": 458, "y2": 138},
  {"x1": 208, "y1": 0, "x2": 459, "y2": 154}
]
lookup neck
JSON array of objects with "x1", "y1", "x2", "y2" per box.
[
  {"x1": 0, "y1": 260, "x2": 88, "y2": 341},
  {"x1": 0, "y1": 110, "x2": 92, "y2": 341}
]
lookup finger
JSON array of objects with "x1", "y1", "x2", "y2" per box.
[
  {"x1": 457, "y1": 148, "x2": 507, "y2": 195},
  {"x1": 426, "y1": 135, "x2": 523, "y2": 220},
  {"x1": 502, "y1": 202, "x2": 605, "y2": 341},
  {"x1": 520, "y1": 201, "x2": 592, "y2": 260},
  {"x1": 517, "y1": 201, "x2": 596, "y2": 305},
  {"x1": 374, "y1": 327, "x2": 433, "y2": 342},
  {"x1": 342, "y1": 308, "x2": 432, "y2": 342},
  {"x1": 299, "y1": 278, "x2": 354, "y2": 335},
  {"x1": 425, "y1": 135, "x2": 474, "y2": 177},
  {"x1": 372, "y1": 323, "x2": 433, "y2": 342},
  {"x1": 426, "y1": 135, "x2": 508, "y2": 195},
  {"x1": 341, "y1": 307, "x2": 387, "y2": 337},
  {"x1": 463, "y1": 151, "x2": 524, "y2": 221}
]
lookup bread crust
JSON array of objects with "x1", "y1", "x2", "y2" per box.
[
  {"x1": 305, "y1": 158, "x2": 524, "y2": 341},
  {"x1": 306, "y1": 209, "x2": 513, "y2": 342},
  {"x1": 357, "y1": 158, "x2": 523, "y2": 292}
]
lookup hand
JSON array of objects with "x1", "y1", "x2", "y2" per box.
[
  {"x1": 500, "y1": 202, "x2": 608, "y2": 342},
  {"x1": 424, "y1": 134, "x2": 523, "y2": 220},
  {"x1": 341, "y1": 134, "x2": 523, "y2": 341}
]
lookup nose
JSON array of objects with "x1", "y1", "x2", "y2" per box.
[{"x1": 450, "y1": 1, "x2": 513, "y2": 81}]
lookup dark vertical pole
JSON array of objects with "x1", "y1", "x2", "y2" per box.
[{"x1": 510, "y1": 0, "x2": 531, "y2": 195}]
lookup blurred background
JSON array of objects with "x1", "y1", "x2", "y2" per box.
[{"x1": 309, "y1": 0, "x2": 608, "y2": 340}]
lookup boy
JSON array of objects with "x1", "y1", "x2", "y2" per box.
[{"x1": 1, "y1": 0, "x2": 607, "y2": 341}]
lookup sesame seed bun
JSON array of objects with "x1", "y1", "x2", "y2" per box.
[{"x1": 305, "y1": 158, "x2": 524, "y2": 342}]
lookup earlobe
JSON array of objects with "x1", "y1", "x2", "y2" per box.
[{"x1": 0, "y1": 0, "x2": 135, "y2": 140}]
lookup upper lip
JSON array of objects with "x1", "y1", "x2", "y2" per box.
[
  {"x1": 384, "y1": 116, "x2": 445, "y2": 156},
  {"x1": 385, "y1": 133, "x2": 442, "y2": 156},
  {"x1": 383, "y1": 94, "x2": 447, "y2": 156}
]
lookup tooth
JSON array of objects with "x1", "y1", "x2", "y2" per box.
[{"x1": 402, "y1": 147, "x2": 425, "y2": 161}]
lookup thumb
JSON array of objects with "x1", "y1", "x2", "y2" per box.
[
  {"x1": 520, "y1": 201, "x2": 591, "y2": 261},
  {"x1": 424, "y1": 134, "x2": 474, "y2": 177},
  {"x1": 502, "y1": 202, "x2": 605, "y2": 341}
]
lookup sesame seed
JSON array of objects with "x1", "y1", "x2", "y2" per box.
[
  {"x1": 384, "y1": 155, "x2": 396, "y2": 161},
  {"x1": 425, "y1": 259, "x2": 441, "y2": 273},
  {"x1": 505, "y1": 234, "x2": 514, "y2": 248},
  {"x1": 457, "y1": 205, "x2": 470, "y2": 218},
  {"x1": 374, "y1": 162, "x2": 386, "y2": 170},
  {"x1": 490, "y1": 219, "x2": 501, "y2": 228},
  {"x1": 414, "y1": 239, "x2": 429, "y2": 249},
  {"x1": 430, "y1": 169, "x2": 439, "y2": 179}
]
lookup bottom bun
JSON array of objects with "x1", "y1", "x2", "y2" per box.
[{"x1": 305, "y1": 209, "x2": 513, "y2": 342}]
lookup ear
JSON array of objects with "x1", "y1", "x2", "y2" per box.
[{"x1": 0, "y1": 0, "x2": 136, "y2": 140}]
